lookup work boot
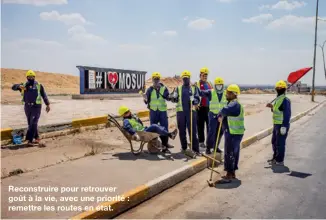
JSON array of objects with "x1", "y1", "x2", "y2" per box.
[
  {"x1": 205, "y1": 148, "x2": 212, "y2": 155},
  {"x1": 199, "y1": 142, "x2": 206, "y2": 148},
  {"x1": 162, "y1": 148, "x2": 171, "y2": 154},
  {"x1": 169, "y1": 129, "x2": 178, "y2": 140},
  {"x1": 221, "y1": 172, "x2": 233, "y2": 180},
  {"x1": 275, "y1": 161, "x2": 284, "y2": 166},
  {"x1": 231, "y1": 172, "x2": 236, "y2": 179}
]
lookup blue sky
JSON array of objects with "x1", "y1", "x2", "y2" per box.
[{"x1": 1, "y1": 0, "x2": 326, "y2": 85}]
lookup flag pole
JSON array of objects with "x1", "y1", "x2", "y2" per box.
[{"x1": 311, "y1": 0, "x2": 319, "y2": 102}]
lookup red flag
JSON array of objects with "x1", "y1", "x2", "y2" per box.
[{"x1": 287, "y1": 67, "x2": 312, "y2": 84}]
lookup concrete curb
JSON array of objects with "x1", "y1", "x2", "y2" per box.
[
  {"x1": 70, "y1": 100, "x2": 326, "y2": 219},
  {"x1": 1, "y1": 108, "x2": 176, "y2": 142}
]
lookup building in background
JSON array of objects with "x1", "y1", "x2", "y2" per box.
[{"x1": 287, "y1": 81, "x2": 311, "y2": 93}]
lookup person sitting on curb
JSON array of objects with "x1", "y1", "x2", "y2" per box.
[{"x1": 118, "y1": 105, "x2": 178, "y2": 153}]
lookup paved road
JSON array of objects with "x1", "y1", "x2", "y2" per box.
[{"x1": 118, "y1": 104, "x2": 326, "y2": 219}]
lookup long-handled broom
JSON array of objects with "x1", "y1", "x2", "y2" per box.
[{"x1": 207, "y1": 117, "x2": 223, "y2": 187}]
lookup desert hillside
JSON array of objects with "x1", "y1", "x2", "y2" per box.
[{"x1": 1, "y1": 68, "x2": 79, "y2": 104}]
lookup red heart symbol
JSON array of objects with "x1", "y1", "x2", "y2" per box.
[{"x1": 108, "y1": 72, "x2": 118, "y2": 84}]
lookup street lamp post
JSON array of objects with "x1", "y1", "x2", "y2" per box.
[
  {"x1": 311, "y1": 0, "x2": 319, "y2": 102},
  {"x1": 318, "y1": 40, "x2": 326, "y2": 80}
]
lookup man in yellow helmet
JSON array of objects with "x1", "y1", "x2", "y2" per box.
[
  {"x1": 266, "y1": 80, "x2": 291, "y2": 166},
  {"x1": 12, "y1": 70, "x2": 50, "y2": 146},
  {"x1": 118, "y1": 105, "x2": 177, "y2": 153},
  {"x1": 196, "y1": 67, "x2": 214, "y2": 149},
  {"x1": 199, "y1": 77, "x2": 228, "y2": 154},
  {"x1": 170, "y1": 70, "x2": 201, "y2": 155},
  {"x1": 216, "y1": 84, "x2": 245, "y2": 182},
  {"x1": 143, "y1": 72, "x2": 173, "y2": 149}
]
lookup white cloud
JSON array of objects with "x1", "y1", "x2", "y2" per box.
[
  {"x1": 259, "y1": 1, "x2": 306, "y2": 11},
  {"x1": 2, "y1": 0, "x2": 67, "y2": 6},
  {"x1": 187, "y1": 18, "x2": 215, "y2": 30},
  {"x1": 183, "y1": 16, "x2": 189, "y2": 21},
  {"x1": 266, "y1": 15, "x2": 326, "y2": 33},
  {"x1": 242, "y1": 14, "x2": 273, "y2": 24},
  {"x1": 163, "y1": 30, "x2": 178, "y2": 36},
  {"x1": 67, "y1": 25, "x2": 107, "y2": 44},
  {"x1": 151, "y1": 31, "x2": 157, "y2": 36},
  {"x1": 40, "y1": 11, "x2": 90, "y2": 26},
  {"x1": 217, "y1": 0, "x2": 233, "y2": 3}
]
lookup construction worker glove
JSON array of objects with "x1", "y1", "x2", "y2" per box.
[{"x1": 280, "y1": 127, "x2": 287, "y2": 135}]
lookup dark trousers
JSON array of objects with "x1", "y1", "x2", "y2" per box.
[
  {"x1": 197, "y1": 106, "x2": 209, "y2": 143},
  {"x1": 177, "y1": 110, "x2": 199, "y2": 152},
  {"x1": 271, "y1": 125, "x2": 289, "y2": 162},
  {"x1": 24, "y1": 104, "x2": 41, "y2": 142},
  {"x1": 149, "y1": 110, "x2": 169, "y2": 146},
  {"x1": 224, "y1": 131, "x2": 243, "y2": 172},
  {"x1": 145, "y1": 124, "x2": 169, "y2": 136},
  {"x1": 207, "y1": 112, "x2": 224, "y2": 150}
]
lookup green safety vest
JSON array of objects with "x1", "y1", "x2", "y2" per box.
[
  {"x1": 210, "y1": 90, "x2": 227, "y2": 114},
  {"x1": 273, "y1": 94, "x2": 286, "y2": 125},
  {"x1": 227, "y1": 100, "x2": 245, "y2": 135},
  {"x1": 176, "y1": 85, "x2": 195, "y2": 112},
  {"x1": 21, "y1": 82, "x2": 42, "y2": 105},
  {"x1": 128, "y1": 118, "x2": 145, "y2": 131},
  {"x1": 149, "y1": 86, "x2": 167, "y2": 111}
]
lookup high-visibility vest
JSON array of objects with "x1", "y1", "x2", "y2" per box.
[
  {"x1": 273, "y1": 94, "x2": 286, "y2": 125},
  {"x1": 149, "y1": 86, "x2": 167, "y2": 111},
  {"x1": 227, "y1": 100, "x2": 245, "y2": 135},
  {"x1": 209, "y1": 90, "x2": 227, "y2": 114},
  {"x1": 176, "y1": 85, "x2": 195, "y2": 112},
  {"x1": 128, "y1": 118, "x2": 145, "y2": 131},
  {"x1": 21, "y1": 82, "x2": 42, "y2": 105},
  {"x1": 197, "y1": 81, "x2": 213, "y2": 88}
]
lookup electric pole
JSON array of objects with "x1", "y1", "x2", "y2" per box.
[
  {"x1": 318, "y1": 40, "x2": 326, "y2": 80},
  {"x1": 311, "y1": 0, "x2": 319, "y2": 102}
]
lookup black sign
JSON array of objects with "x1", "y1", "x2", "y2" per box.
[{"x1": 77, "y1": 66, "x2": 146, "y2": 94}]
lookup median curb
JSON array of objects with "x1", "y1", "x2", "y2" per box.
[{"x1": 70, "y1": 100, "x2": 325, "y2": 219}]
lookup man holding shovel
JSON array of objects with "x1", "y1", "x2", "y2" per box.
[
  {"x1": 217, "y1": 84, "x2": 245, "y2": 182},
  {"x1": 170, "y1": 70, "x2": 201, "y2": 155},
  {"x1": 143, "y1": 72, "x2": 173, "y2": 149},
  {"x1": 198, "y1": 77, "x2": 228, "y2": 155}
]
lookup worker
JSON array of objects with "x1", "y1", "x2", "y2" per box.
[
  {"x1": 119, "y1": 105, "x2": 177, "y2": 153},
  {"x1": 196, "y1": 67, "x2": 213, "y2": 149},
  {"x1": 199, "y1": 77, "x2": 228, "y2": 154},
  {"x1": 12, "y1": 70, "x2": 50, "y2": 146},
  {"x1": 217, "y1": 84, "x2": 245, "y2": 182},
  {"x1": 143, "y1": 72, "x2": 173, "y2": 149},
  {"x1": 170, "y1": 70, "x2": 201, "y2": 155},
  {"x1": 266, "y1": 80, "x2": 291, "y2": 166}
]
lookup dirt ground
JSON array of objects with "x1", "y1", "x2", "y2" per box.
[{"x1": 0, "y1": 94, "x2": 309, "y2": 179}]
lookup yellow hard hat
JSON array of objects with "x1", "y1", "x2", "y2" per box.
[
  {"x1": 26, "y1": 70, "x2": 36, "y2": 77},
  {"x1": 118, "y1": 105, "x2": 130, "y2": 116},
  {"x1": 181, "y1": 70, "x2": 191, "y2": 78},
  {"x1": 214, "y1": 77, "x2": 224, "y2": 85},
  {"x1": 152, "y1": 72, "x2": 161, "y2": 79},
  {"x1": 275, "y1": 80, "x2": 287, "y2": 89},
  {"x1": 200, "y1": 67, "x2": 209, "y2": 74},
  {"x1": 226, "y1": 84, "x2": 241, "y2": 95}
]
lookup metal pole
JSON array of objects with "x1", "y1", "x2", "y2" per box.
[
  {"x1": 311, "y1": 0, "x2": 319, "y2": 102},
  {"x1": 318, "y1": 40, "x2": 326, "y2": 80}
]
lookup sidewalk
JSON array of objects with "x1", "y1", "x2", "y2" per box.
[{"x1": 1, "y1": 95, "x2": 325, "y2": 219}]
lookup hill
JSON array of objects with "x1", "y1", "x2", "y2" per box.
[{"x1": 1, "y1": 68, "x2": 79, "y2": 104}]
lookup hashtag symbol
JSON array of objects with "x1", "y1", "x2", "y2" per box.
[{"x1": 96, "y1": 73, "x2": 102, "y2": 88}]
